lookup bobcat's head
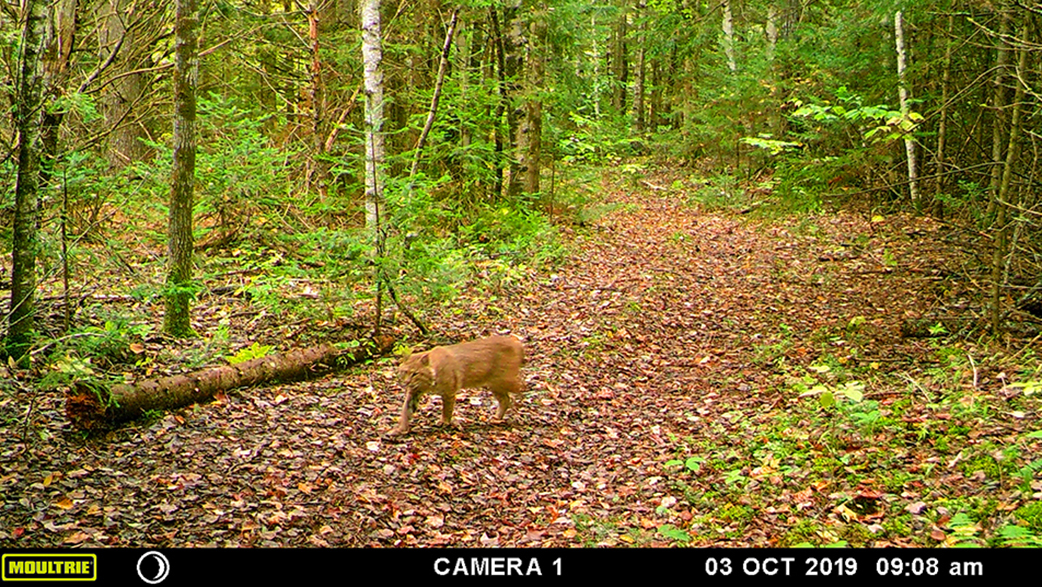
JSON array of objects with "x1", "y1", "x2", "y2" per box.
[{"x1": 398, "y1": 353, "x2": 434, "y2": 411}]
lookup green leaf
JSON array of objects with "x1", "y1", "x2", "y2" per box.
[
  {"x1": 685, "y1": 456, "x2": 705, "y2": 472},
  {"x1": 1010, "y1": 381, "x2": 1042, "y2": 396},
  {"x1": 657, "y1": 524, "x2": 692, "y2": 543},
  {"x1": 840, "y1": 381, "x2": 865, "y2": 402},
  {"x1": 227, "y1": 342, "x2": 273, "y2": 365},
  {"x1": 820, "y1": 391, "x2": 836, "y2": 408}
]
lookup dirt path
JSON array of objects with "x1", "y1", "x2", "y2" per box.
[{"x1": 0, "y1": 175, "x2": 992, "y2": 547}]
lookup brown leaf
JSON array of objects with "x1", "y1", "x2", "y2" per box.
[{"x1": 64, "y1": 531, "x2": 90, "y2": 544}]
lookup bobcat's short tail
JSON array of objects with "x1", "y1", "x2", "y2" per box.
[{"x1": 509, "y1": 333, "x2": 527, "y2": 366}]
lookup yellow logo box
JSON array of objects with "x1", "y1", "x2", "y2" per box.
[{"x1": 2, "y1": 554, "x2": 97, "y2": 581}]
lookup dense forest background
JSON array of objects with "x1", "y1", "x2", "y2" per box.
[
  {"x1": 2, "y1": 0, "x2": 1042, "y2": 549},
  {"x1": 3, "y1": 0, "x2": 1042, "y2": 358}
]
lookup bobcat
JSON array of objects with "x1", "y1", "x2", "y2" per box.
[{"x1": 389, "y1": 335, "x2": 525, "y2": 436}]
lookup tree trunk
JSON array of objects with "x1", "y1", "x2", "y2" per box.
[
  {"x1": 522, "y1": 5, "x2": 547, "y2": 197},
  {"x1": 457, "y1": 20, "x2": 472, "y2": 152},
  {"x1": 766, "y1": 2, "x2": 782, "y2": 138},
  {"x1": 361, "y1": 0, "x2": 386, "y2": 333},
  {"x1": 66, "y1": 339, "x2": 393, "y2": 429},
  {"x1": 6, "y1": 0, "x2": 54, "y2": 360},
  {"x1": 649, "y1": 58, "x2": 662, "y2": 129},
  {"x1": 99, "y1": 0, "x2": 149, "y2": 169},
  {"x1": 990, "y1": 14, "x2": 1031, "y2": 335},
  {"x1": 766, "y1": 3, "x2": 778, "y2": 62},
  {"x1": 40, "y1": 0, "x2": 77, "y2": 184},
  {"x1": 987, "y1": 5, "x2": 1011, "y2": 220},
  {"x1": 722, "y1": 0, "x2": 736, "y2": 73},
  {"x1": 307, "y1": 0, "x2": 328, "y2": 193},
  {"x1": 933, "y1": 12, "x2": 954, "y2": 218},
  {"x1": 611, "y1": 0, "x2": 628, "y2": 112},
  {"x1": 489, "y1": 8, "x2": 506, "y2": 198},
  {"x1": 504, "y1": 3, "x2": 525, "y2": 200},
  {"x1": 409, "y1": 9, "x2": 460, "y2": 182},
  {"x1": 256, "y1": 0, "x2": 278, "y2": 132},
  {"x1": 633, "y1": 0, "x2": 647, "y2": 134},
  {"x1": 590, "y1": 12, "x2": 602, "y2": 118},
  {"x1": 163, "y1": 0, "x2": 200, "y2": 338},
  {"x1": 894, "y1": 11, "x2": 920, "y2": 212}
]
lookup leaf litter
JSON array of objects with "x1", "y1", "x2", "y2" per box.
[{"x1": 1, "y1": 169, "x2": 1040, "y2": 548}]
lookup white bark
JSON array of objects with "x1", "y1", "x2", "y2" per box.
[
  {"x1": 766, "y1": 4, "x2": 778, "y2": 63},
  {"x1": 722, "y1": 0, "x2": 736, "y2": 72},
  {"x1": 361, "y1": 0, "x2": 385, "y2": 250},
  {"x1": 894, "y1": 11, "x2": 920, "y2": 210}
]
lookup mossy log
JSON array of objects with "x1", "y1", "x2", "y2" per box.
[{"x1": 66, "y1": 338, "x2": 392, "y2": 430}]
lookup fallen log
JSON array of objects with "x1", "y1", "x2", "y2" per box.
[{"x1": 66, "y1": 337, "x2": 393, "y2": 430}]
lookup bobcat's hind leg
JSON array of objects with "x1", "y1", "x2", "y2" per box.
[
  {"x1": 492, "y1": 390, "x2": 512, "y2": 420},
  {"x1": 440, "y1": 393, "x2": 457, "y2": 427},
  {"x1": 491, "y1": 377, "x2": 521, "y2": 420}
]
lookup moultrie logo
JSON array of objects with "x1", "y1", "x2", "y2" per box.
[{"x1": 2, "y1": 553, "x2": 97, "y2": 581}]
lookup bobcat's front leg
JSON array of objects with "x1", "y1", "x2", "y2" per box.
[
  {"x1": 440, "y1": 392, "x2": 457, "y2": 427},
  {"x1": 390, "y1": 390, "x2": 423, "y2": 436}
]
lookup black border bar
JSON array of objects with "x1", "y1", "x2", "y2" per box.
[{"x1": 0, "y1": 548, "x2": 1024, "y2": 583}]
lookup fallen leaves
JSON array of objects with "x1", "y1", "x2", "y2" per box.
[{"x1": 1, "y1": 171, "x2": 1039, "y2": 548}]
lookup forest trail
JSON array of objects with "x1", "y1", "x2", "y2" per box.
[{"x1": 0, "y1": 175, "x2": 976, "y2": 547}]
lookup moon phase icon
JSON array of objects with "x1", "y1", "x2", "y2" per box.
[{"x1": 136, "y1": 551, "x2": 170, "y2": 584}]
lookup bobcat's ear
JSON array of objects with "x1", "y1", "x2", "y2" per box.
[{"x1": 419, "y1": 354, "x2": 430, "y2": 366}]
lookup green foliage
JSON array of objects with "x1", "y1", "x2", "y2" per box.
[
  {"x1": 946, "y1": 512, "x2": 985, "y2": 547},
  {"x1": 996, "y1": 524, "x2": 1042, "y2": 547},
  {"x1": 50, "y1": 317, "x2": 153, "y2": 368},
  {"x1": 665, "y1": 456, "x2": 705, "y2": 473},
  {"x1": 686, "y1": 174, "x2": 746, "y2": 210},
  {"x1": 741, "y1": 136, "x2": 803, "y2": 156},
  {"x1": 135, "y1": 95, "x2": 298, "y2": 247},
  {"x1": 1013, "y1": 502, "x2": 1042, "y2": 532},
  {"x1": 39, "y1": 355, "x2": 97, "y2": 391},
  {"x1": 227, "y1": 342, "x2": 273, "y2": 365},
  {"x1": 556, "y1": 111, "x2": 644, "y2": 164},
  {"x1": 656, "y1": 524, "x2": 692, "y2": 543},
  {"x1": 790, "y1": 86, "x2": 920, "y2": 145},
  {"x1": 382, "y1": 176, "x2": 563, "y2": 304}
]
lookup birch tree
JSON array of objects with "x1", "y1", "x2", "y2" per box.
[
  {"x1": 894, "y1": 11, "x2": 920, "y2": 211},
  {"x1": 361, "y1": 0, "x2": 386, "y2": 330},
  {"x1": 721, "y1": 0, "x2": 736, "y2": 73}
]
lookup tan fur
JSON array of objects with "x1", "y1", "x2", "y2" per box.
[{"x1": 390, "y1": 335, "x2": 524, "y2": 435}]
